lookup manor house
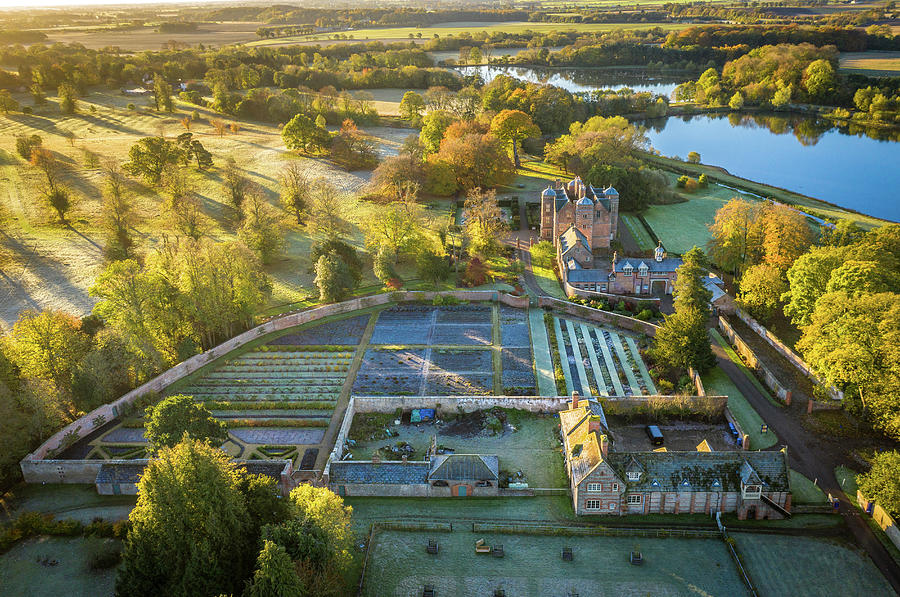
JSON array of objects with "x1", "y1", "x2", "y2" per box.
[{"x1": 540, "y1": 177, "x2": 619, "y2": 250}]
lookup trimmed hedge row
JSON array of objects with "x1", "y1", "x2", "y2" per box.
[{"x1": 0, "y1": 512, "x2": 129, "y2": 556}]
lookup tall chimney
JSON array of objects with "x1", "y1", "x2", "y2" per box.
[
  {"x1": 572, "y1": 390, "x2": 580, "y2": 409},
  {"x1": 599, "y1": 435, "x2": 609, "y2": 458}
]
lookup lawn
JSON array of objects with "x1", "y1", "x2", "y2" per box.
[
  {"x1": 789, "y1": 469, "x2": 828, "y2": 505},
  {"x1": 701, "y1": 366, "x2": 778, "y2": 450},
  {"x1": 839, "y1": 51, "x2": 900, "y2": 76},
  {"x1": 834, "y1": 465, "x2": 859, "y2": 496},
  {"x1": 247, "y1": 21, "x2": 689, "y2": 47},
  {"x1": 531, "y1": 263, "x2": 566, "y2": 298},
  {"x1": 735, "y1": 534, "x2": 895, "y2": 597},
  {"x1": 361, "y1": 528, "x2": 747, "y2": 597},
  {"x1": 0, "y1": 535, "x2": 119, "y2": 597}
]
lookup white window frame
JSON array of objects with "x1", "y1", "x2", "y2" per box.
[
  {"x1": 586, "y1": 482, "x2": 602, "y2": 493},
  {"x1": 627, "y1": 471, "x2": 640, "y2": 481},
  {"x1": 639, "y1": 267, "x2": 648, "y2": 277},
  {"x1": 627, "y1": 494, "x2": 643, "y2": 505},
  {"x1": 609, "y1": 503, "x2": 617, "y2": 510},
  {"x1": 612, "y1": 483, "x2": 619, "y2": 491},
  {"x1": 743, "y1": 484, "x2": 762, "y2": 499},
  {"x1": 623, "y1": 266, "x2": 633, "y2": 276},
  {"x1": 585, "y1": 499, "x2": 601, "y2": 510}
]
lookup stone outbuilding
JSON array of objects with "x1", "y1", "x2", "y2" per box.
[{"x1": 95, "y1": 459, "x2": 295, "y2": 496}]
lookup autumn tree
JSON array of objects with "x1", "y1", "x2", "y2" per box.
[
  {"x1": 362, "y1": 186, "x2": 423, "y2": 258},
  {"x1": 153, "y1": 77, "x2": 174, "y2": 113},
  {"x1": 30, "y1": 147, "x2": 73, "y2": 222},
  {"x1": 490, "y1": 109, "x2": 541, "y2": 168},
  {"x1": 368, "y1": 153, "x2": 425, "y2": 201},
  {"x1": 124, "y1": 137, "x2": 182, "y2": 184},
  {"x1": 433, "y1": 130, "x2": 514, "y2": 192},
  {"x1": 707, "y1": 198, "x2": 765, "y2": 275},
  {"x1": 306, "y1": 178, "x2": 351, "y2": 239},
  {"x1": 223, "y1": 157, "x2": 251, "y2": 216},
  {"x1": 144, "y1": 395, "x2": 228, "y2": 453},
  {"x1": 737, "y1": 263, "x2": 788, "y2": 322},
  {"x1": 530, "y1": 240, "x2": 555, "y2": 268},
  {"x1": 329, "y1": 119, "x2": 377, "y2": 170},
  {"x1": 279, "y1": 162, "x2": 311, "y2": 224},
  {"x1": 100, "y1": 160, "x2": 138, "y2": 260},
  {"x1": 419, "y1": 110, "x2": 455, "y2": 155},
  {"x1": 398, "y1": 90, "x2": 425, "y2": 124},
  {"x1": 463, "y1": 187, "x2": 505, "y2": 257},
  {"x1": 761, "y1": 203, "x2": 814, "y2": 270},
  {"x1": 782, "y1": 245, "x2": 847, "y2": 326},
  {"x1": 858, "y1": 451, "x2": 900, "y2": 514},
  {"x1": 282, "y1": 113, "x2": 329, "y2": 154},
  {"x1": 239, "y1": 186, "x2": 285, "y2": 264},
  {"x1": 57, "y1": 83, "x2": 78, "y2": 114}
]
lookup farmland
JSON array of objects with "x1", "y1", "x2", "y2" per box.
[
  {"x1": 246, "y1": 21, "x2": 689, "y2": 47},
  {"x1": 551, "y1": 315, "x2": 657, "y2": 397},
  {"x1": 839, "y1": 51, "x2": 900, "y2": 76}
]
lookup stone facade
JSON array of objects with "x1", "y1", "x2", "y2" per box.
[{"x1": 540, "y1": 177, "x2": 619, "y2": 249}]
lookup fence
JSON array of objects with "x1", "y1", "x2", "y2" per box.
[
  {"x1": 718, "y1": 316, "x2": 792, "y2": 405},
  {"x1": 733, "y1": 307, "x2": 843, "y2": 401},
  {"x1": 857, "y1": 490, "x2": 900, "y2": 551}
]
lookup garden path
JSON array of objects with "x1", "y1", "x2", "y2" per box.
[{"x1": 527, "y1": 308, "x2": 557, "y2": 396}]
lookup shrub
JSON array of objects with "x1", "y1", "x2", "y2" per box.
[
  {"x1": 89, "y1": 544, "x2": 122, "y2": 570},
  {"x1": 636, "y1": 309, "x2": 653, "y2": 321},
  {"x1": 657, "y1": 379, "x2": 674, "y2": 394},
  {"x1": 126, "y1": 103, "x2": 136, "y2": 110},
  {"x1": 22, "y1": 106, "x2": 32, "y2": 114}
]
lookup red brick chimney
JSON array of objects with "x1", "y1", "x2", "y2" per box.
[
  {"x1": 572, "y1": 391, "x2": 580, "y2": 409},
  {"x1": 599, "y1": 435, "x2": 609, "y2": 458}
]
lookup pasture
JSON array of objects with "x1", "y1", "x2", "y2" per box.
[
  {"x1": 246, "y1": 21, "x2": 689, "y2": 47},
  {"x1": 40, "y1": 21, "x2": 262, "y2": 50},
  {"x1": 361, "y1": 528, "x2": 747, "y2": 597},
  {"x1": 0, "y1": 88, "x2": 443, "y2": 329},
  {"x1": 839, "y1": 51, "x2": 900, "y2": 76}
]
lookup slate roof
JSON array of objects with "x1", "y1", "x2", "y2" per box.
[
  {"x1": 604, "y1": 450, "x2": 790, "y2": 493},
  {"x1": 570, "y1": 432, "x2": 603, "y2": 486},
  {"x1": 95, "y1": 462, "x2": 147, "y2": 485},
  {"x1": 429, "y1": 454, "x2": 499, "y2": 481},
  {"x1": 566, "y1": 269, "x2": 610, "y2": 283},
  {"x1": 704, "y1": 277, "x2": 728, "y2": 304},
  {"x1": 559, "y1": 226, "x2": 590, "y2": 255},
  {"x1": 614, "y1": 256, "x2": 682, "y2": 273},
  {"x1": 237, "y1": 460, "x2": 292, "y2": 479},
  {"x1": 329, "y1": 461, "x2": 429, "y2": 484}
]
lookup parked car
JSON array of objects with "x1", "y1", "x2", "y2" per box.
[{"x1": 646, "y1": 425, "x2": 664, "y2": 446}]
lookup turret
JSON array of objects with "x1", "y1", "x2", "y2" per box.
[{"x1": 655, "y1": 241, "x2": 665, "y2": 262}]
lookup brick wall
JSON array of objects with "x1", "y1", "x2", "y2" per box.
[
  {"x1": 538, "y1": 296, "x2": 659, "y2": 336},
  {"x1": 718, "y1": 316, "x2": 793, "y2": 404}
]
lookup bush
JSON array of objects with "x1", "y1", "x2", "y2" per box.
[
  {"x1": 635, "y1": 309, "x2": 653, "y2": 321},
  {"x1": 127, "y1": 103, "x2": 136, "y2": 110},
  {"x1": 89, "y1": 544, "x2": 122, "y2": 570},
  {"x1": 22, "y1": 106, "x2": 32, "y2": 114},
  {"x1": 657, "y1": 379, "x2": 674, "y2": 394}
]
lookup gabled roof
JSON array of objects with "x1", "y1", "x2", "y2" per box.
[
  {"x1": 329, "y1": 461, "x2": 429, "y2": 484},
  {"x1": 604, "y1": 451, "x2": 789, "y2": 493},
  {"x1": 559, "y1": 226, "x2": 591, "y2": 256},
  {"x1": 95, "y1": 462, "x2": 147, "y2": 485},
  {"x1": 570, "y1": 432, "x2": 604, "y2": 486},
  {"x1": 429, "y1": 454, "x2": 499, "y2": 481},
  {"x1": 566, "y1": 269, "x2": 611, "y2": 283},
  {"x1": 614, "y1": 256, "x2": 682, "y2": 274}
]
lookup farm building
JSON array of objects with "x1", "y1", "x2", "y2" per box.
[
  {"x1": 95, "y1": 459, "x2": 295, "y2": 496},
  {"x1": 560, "y1": 397, "x2": 791, "y2": 518},
  {"x1": 328, "y1": 453, "x2": 499, "y2": 498}
]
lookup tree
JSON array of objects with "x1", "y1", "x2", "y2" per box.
[
  {"x1": 761, "y1": 203, "x2": 813, "y2": 270},
  {"x1": 154, "y1": 77, "x2": 174, "y2": 113},
  {"x1": 287, "y1": 484, "x2": 353, "y2": 569},
  {"x1": 434, "y1": 132, "x2": 514, "y2": 192},
  {"x1": 310, "y1": 239, "x2": 362, "y2": 287},
  {"x1": 124, "y1": 137, "x2": 182, "y2": 184},
  {"x1": 245, "y1": 541, "x2": 304, "y2": 597},
  {"x1": 282, "y1": 113, "x2": 330, "y2": 154},
  {"x1": 57, "y1": 83, "x2": 78, "y2": 114},
  {"x1": 858, "y1": 451, "x2": 900, "y2": 515},
  {"x1": 307, "y1": 179, "x2": 350, "y2": 239},
  {"x1": 802, "y1": 59, "x2": 836, "y2": 102},
  {"x1": 687, "y1": 151, "x2": 701, "y2": 164},
  {"x1": 314, "y1": 253, "x2": 354, "y2": 303},
  {"x1": 0, "y1": 89, "x2": 19, "y2": 114},
  {"x1": 144, "y1": 395, "x2": 228, "y2": 453},
  {"x1": 419, "y1": 110, "x2": 455, "y2": 155},
  {"x1": 279, "y1": 162, "x2": 311, "y2": 224},
  {"x1": 30, "y1": 147, "x2": 73, "y2": 222},
  {"x1": 707, "y1": 198, "x2": 765, "y2": 275},
  {"x1": 116, "y1": 439, "x2": 252, "y2": 597},
  {"x1": 417, "y1": 247, "x2": 450, "y2": 285},
  {"x1": 398, "y1": 91, "x2": 425, "y2": 124},
  {"x1": 737, "y1": 264, "x2": 788, "y2": 322},
  {"x1": 15, "y1": 134, "x2": 41, "y2": 160},
  {"x1": 464, "y1": 256, "x2": 488, "y2": 286},
  {"x1": 463, "y1": 187, "x2": 505, "y2": 257},
  {"x1": 362, "y1": 190, "x2": 423, "y2": 258},
  {"x1": 239, "y1": 187, "x2": 285, "y2": 264},
  {"x1": 3, "y1": 310, "x2": 90, "y2": 395},
  {"x1": 826, "y1": 260, "x2": 900, "y2": 295},
  {"x1": 672, "y1": 247, "x2": 712, "y2": 316},
  {"x1": 372, "y1": 247, "x2": 397, "y2": 285},
  {"x1": 223, "y1": 157, "x2": 251, "y2": 215},
  {"x1": 489, "y1": 109, "x2": 541, "y2": 168},
  {"x1": 651, "y1": 307, "x2": 715, "y2": 373},
  {"x1": 728, "y1": 92, "x2": 745, "y2": 110},
  {"x1": 368, "y1": 154, "x2": 425, "y2": 201},
  {"x1": 530, "y1": 240, "x2": 555, "y2": 268},
  {"x1": 329, "y1": 119, "x2": 377, "y2": 170},
  {"x1": 100, "y1": 161, "x2": 138, "y2": 261},
  {"x1": 782, "y1": 245, "x2": 846, "y2": 326}
]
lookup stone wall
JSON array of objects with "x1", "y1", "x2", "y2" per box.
[
  {"x1": 719, "y1": 316, "x2": 792, "y2": 405},
  {"x1": 561, "y1": 279, "x2": 663, "y2": 309},
  {"x1": 723, "y1": 409, "x2": 751, "y2": 451},
  {"x1": 353, "y1": 395, "x2": 570, "y2": 415},
  {"x1": 733, "y1": 307, "x2": 843, "y2": 401},
  {"x1": 22, "y1": 290, "x2": 526, "y2": 468},
  {"x1": 538, "y1": 297, "x2": 659, "y2": 336},
  {"x1": 21, "y1": 459, "x2": 121, "y2": 484},
  {"x1": 858, "y1": 491, "x2": 900, "y2": 551}
]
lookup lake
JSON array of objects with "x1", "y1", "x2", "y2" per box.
[
  {"x1": 455, "y1": 65, "x2": 682, "y2": 97},
  {"x1": 641, "y1": 113, "x2": 900, "y2": 222}
]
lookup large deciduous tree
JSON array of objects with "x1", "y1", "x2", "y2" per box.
[
  {"x1": 489, "y1": 109, "x2": 541, "y2": 168},
  {"x1": 463, "y1": 187, "x2": 505, "y2": 257},
  {"x1": 124, "y1": 137, "x2": 182, "y2": 184},
  {"x1": 144, "y1": 395, "x2": 228, "y2": 453},
  {"x1": 707, "y1": 198, "x2": 764, "y2": 275},
  {"x1": 737, "y1": 263, "x2": 788, "y2": 322},
  {"x1": 858, "y1": 451, "x2": 900, "y2": 515}
]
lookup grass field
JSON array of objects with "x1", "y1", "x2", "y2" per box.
[
  {"x1": 0, "y1": 89, "x2": 445, "y2": 329},
  {"x1": 834, "y1": 465, "x2": 859, "y2": 496},
  {"x1": 41, "y1": 21, "x2": 261, "y2": 50},
  {"x1": 0, "y1": 535, "x2": 119, "y2": 597},
  {"x1": 531, "y1": 263, "x2": 567, "y2": 298},
  {"x1": 701, "y1": 365, "x2": 778, "y2": 450},
  {"x1": 735, "y1": 534, "x2": 895, "y2": 596},
  {"x1": 789, "y1": 469, "x2": 828, "y2": 504},
  {"x1": 839, "y1": 51, "x2": 900, "y2": 76},
  {"x1": 247, "y1": 21, "x2": 689, "y2": 47},
  {"x1": 362, "y1": 528, "x2": 746, "y2": 597}
]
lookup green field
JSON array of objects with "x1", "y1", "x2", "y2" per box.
[
  {"x1": 362, "y1": 528, "x2": 746, "y2": 597},
  {"x1": 789, "y1": 469, "x2": 828, "y2": 505},
  {"x1": 702, "y1": 365, "x2": 778, "y2": 450},
  {"x1": 531, "y1": 263, "x2": 567, "y2": 298},
  {"x1": 0, "y1": 536, "x2": 119, "y2": 597},
  {"x1": 839, "y1": 51, "x2": 900, "y2": 76},
  {"x1": 734, "y1": 534, "x2": 895, "y2": 596},
  {"x1": 247, "y1": 21, "x2": 689, "y2": 47}
]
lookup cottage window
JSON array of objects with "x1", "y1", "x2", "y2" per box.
[
  {"x1": 585, "y1": 500, "x2": 601, "y2": 510},
  {"x1": 639, "y1": 266, "x2": 648, "y2": 277},
  {"x1": 586, "y1": 482, "x2": 602, "y2": 492},
  {"x1": 627, "y1": 494, "x2": 643, "y2": 505},
  {"x1": 600, "y1": 284, "x2": 608, "y2": 291},
  {"x1": 609, "y1": 503, "x2": 616, "y2": 510},
  {"x1": 623, "y1": 266, "x2": 633, "y2": 276},
  {"x1": 612, "y1": 483, "x2": 619, "y2": 491},
  {"x1": 743, "y1": 484, "x2": 762, "y2": 499},
  {"x1": 626, "y1": 471, "x2": 640, "y2": 481}
]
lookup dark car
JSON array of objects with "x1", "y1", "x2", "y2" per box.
[{"x1": 646, "y1": 425, "x2": 664, "y2": 446}]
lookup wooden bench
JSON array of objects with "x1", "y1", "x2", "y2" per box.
[
  {"x1": 475, "y1": 538, "x2": 492, "y2": 554},
  {"x1": 426, "y1": 539, "x2": 439, "y2": 555}
]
